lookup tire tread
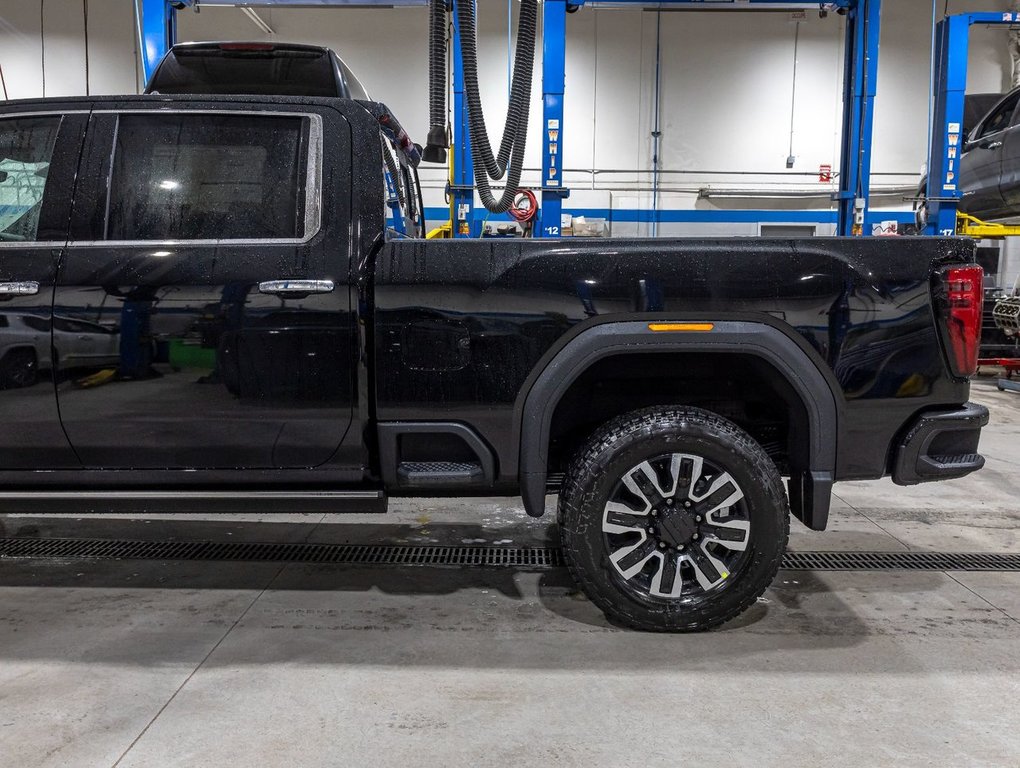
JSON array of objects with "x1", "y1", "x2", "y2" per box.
[{"x1": 557, "y1": 406, "x2": 790, "y2": 632}]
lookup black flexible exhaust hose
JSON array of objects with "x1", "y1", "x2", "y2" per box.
[
  {"x1": 423, "y1": 0, "x2": 449, "y2": 164},
  {"x1": 456, "y1": 0, "x2": 538, "y2": 213}
]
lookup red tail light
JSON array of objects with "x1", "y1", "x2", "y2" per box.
[{"x1": 939, "y1": 265, "x2": 983, "y2": 378}]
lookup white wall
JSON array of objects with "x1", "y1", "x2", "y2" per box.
[
  {"x1": 0, "y1": 0, "x2": 1014, "y2": 236},
  {"x1": 0, "y1": 0, "x2": 140, "y2": 97}
]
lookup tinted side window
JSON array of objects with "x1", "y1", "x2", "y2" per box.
[
  {"x1": 0, "y1": 117, "x2": 61, "y2": 242},
  {"x1": 106, "y1": 113, "x2": 312, "y2": 241},
  {"x1": 150, "y1": 49, "x2": 340, "y2": 97},
  {"x1": 977, "y1": 93, "x2": 1020, "y2": 139}
]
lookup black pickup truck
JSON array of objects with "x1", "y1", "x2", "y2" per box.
[{"x1": 0, "y1": 94, "x2": 989, "y2": 631}]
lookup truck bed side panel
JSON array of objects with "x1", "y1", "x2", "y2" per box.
[{"x1": 374, "y1": 237, "x2": 974, "y2": 482}]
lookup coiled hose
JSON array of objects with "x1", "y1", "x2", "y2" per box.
[
  {"x1": 509, "y1": 189, "x2": 538, "y2": 236},
  {"x1": 423, "y1": 0, "x2": 449, "y2": 163},
  {"x1": 456, "y1": 0, "x2": 538, "y2": 213}
]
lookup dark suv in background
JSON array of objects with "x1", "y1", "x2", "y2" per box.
[
  {"x1": 957, "y1": 86, "x2": 1020, "y2": 220},
  {"x1": 918, "y1": 87, "x2": 1020, "y2": 226}
]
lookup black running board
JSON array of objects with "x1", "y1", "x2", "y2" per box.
[{"x1": 0, "y1": 490, "x2": 386, "y2": 514}]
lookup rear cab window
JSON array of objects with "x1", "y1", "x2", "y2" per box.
[{"x1": 147, "y1": 44, "x2": 344, "y2": 98}]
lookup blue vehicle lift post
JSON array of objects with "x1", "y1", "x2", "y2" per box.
[
  {"x1": 139, "y1": 0, "x2": 196, "y2": 84},
  {"x1": 924, "y1": 11, "x2": 1020, "y2": 236},
  {"x1": 539, "y1": 0, "x2": 569, "y2": 238},
  {"x1": 835, "y1": 0, "x2": 881, "y2": 235},
  {"x1": 450, "y1": 4, "x2": 477, "y2": 237},
  {"x1": 450, "y1": 0, "x2": 555, "y2": 238}
]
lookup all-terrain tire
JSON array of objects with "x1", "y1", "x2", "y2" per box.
[{"x1": 558, "y1": 406, "x2": 789, "y2": 632}]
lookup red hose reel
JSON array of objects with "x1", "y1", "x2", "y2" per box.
[{"x1": 509, "y1": 189, "x2": 538, "y2": 234}]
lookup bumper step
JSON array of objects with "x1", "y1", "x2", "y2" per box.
[
  {"x1": 928, "y1": 453, "x2": 982, "y2": 466},
  {"x1": 893, "y1": 402, "x2": 989, "y2": 485}
]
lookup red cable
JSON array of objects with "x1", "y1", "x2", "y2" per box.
[{"x1": 509, "y1": 189, "x2": 538, "y2": 223}]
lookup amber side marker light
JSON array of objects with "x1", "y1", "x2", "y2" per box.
[{"x1": 647, "y1": 322, "x2": 715, "y2": 333}]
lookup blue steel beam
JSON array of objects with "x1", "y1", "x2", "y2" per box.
[
  {"x1": 140, "y1": 0, "x2": 173, "y2": 83},
  {"x1": 451, "y1": 2, "x2": 476, "y2": 237},
  {"x1": 197, "y1": 0, "x2": 836, "y2": 4},
  {"x1": 835, "y1": 0, "x2": 881, "y2": 236},
  {"x1": 540, "y1": 0, "x2": 568, "y2": 238},
  {"x1": 924, "y1": 11, "x2": 1020, "y2": 236},
  {"x1": 140, "y1": 0, "x2": 196, "y2": 84},
  {"x1": 193, "y1": 0, "x2": 428, "y2": 4},
  {"x1": 579, "y1": 1, "x2": 853, "y2": 7}
]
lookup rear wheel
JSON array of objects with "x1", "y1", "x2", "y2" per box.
[
  {"x1": 0, "y1": 349, "x2": 38, "y2": 389},
  {"x1": 558, "y1": 406, "x2": 789, "y2": 632}
]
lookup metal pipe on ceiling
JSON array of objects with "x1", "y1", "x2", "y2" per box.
[{"x1": 240, "y1": 6, "x2": 276, "y2": 33}]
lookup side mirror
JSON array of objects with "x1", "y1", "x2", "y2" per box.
[{"x1": 0, "y1": 171, "x2": 7, "y2": 183}]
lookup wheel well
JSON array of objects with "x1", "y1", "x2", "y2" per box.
[
  {"x1": 547, "y1": 352, "x2": 811, "y2": 478},
  {"x1": 1, "y1": 346, "x2": 37, "y2": 362}
]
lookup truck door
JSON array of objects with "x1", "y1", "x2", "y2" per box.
[
  {"x1": 960, "y1": 91, "x2": 1019, "y2": 219},
  {"x1": 0, "y1": 109, "x2": 85, "y2": 469},
  {"x1": 54, "y1": 104, "x2": 355, "y2": 469}
]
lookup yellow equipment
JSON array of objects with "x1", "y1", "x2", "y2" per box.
[{"x1": 956, "y1": 212, "x2": 1020, "y2": 239}]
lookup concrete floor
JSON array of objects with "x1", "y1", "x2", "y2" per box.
[{"x1": 1, "y1": 378, "x2": 1019, "y2": 767}]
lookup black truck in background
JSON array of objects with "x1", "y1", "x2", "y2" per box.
[{"x1": 0, "y1": 93, "x2": 989, "y2": 631}]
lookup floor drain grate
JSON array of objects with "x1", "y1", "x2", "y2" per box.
[
  {"x1": 782, "y1": 550, "x2": 1020, "y2": 571},
  {"x1": 0, "y1": 537, "x2": 567, "y2": 568},
  {"x1": 2, "y1": 538, "x2": 1020, "y2": 571}
]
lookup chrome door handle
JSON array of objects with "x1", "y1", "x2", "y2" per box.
[
  {"x1": 983, "y1": 141, "x2": 1003, "y2": 150},
  {"x1": 0, "y1": 281, "x2": 40, "y2": 296},
  {"x1": 258, "y1": 279, "x2": 335, "y2": 296}
]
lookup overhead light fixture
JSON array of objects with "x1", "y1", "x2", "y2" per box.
[{"x1": 238, "y1": 6, "x2": 275, "y2": 35}]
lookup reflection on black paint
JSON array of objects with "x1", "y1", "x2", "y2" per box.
[
  {"x1": 220, "y1": 307, "x2": 352, "y2": 403},
  {"x1": 53, "y1": 271, "x2": 355, "y2": 470}
]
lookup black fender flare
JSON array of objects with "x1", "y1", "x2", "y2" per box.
[{"x1": 517, "y1": 320, "x2": 839, "y2": 529}]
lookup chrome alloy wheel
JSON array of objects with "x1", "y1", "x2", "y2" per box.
[{"x1": 602, "y1": 453, "x2": 751, "y2": 599}]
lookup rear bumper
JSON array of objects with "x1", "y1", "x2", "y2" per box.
[{"x1": 892, "y1": 402, "x2": 989, "y2": 485}]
